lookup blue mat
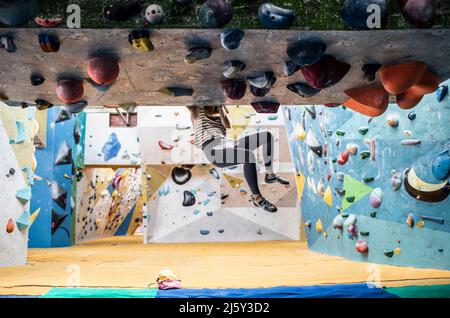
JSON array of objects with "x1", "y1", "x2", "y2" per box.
[{"x1": 157, "y1": 284, "x2": 397, "y2": 298}]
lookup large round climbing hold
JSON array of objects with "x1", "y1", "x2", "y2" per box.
[
  {"x1": 343, "y1": 85, "x2": 389, "y2": 117},
  {"x1": 341, "y1": 0, "x2": 388, "y2": 30},
  {"x1": 145, "y1": 4, "x2": 165, "y2": 25},
  {"x1": 56, "y1": 79, "x2": 84, "y2": 104},
  {"x1": 379, "y1": 61, "x2": 427, "y2": 95},
  {"x1": 399, "y1": 0, "x2": 435, "y2": 28},
  {"x1": 300, "y1": 55, "x2": 351, "y2": 89},
  {"x1": 103, "y1": 0, "x2": 142, "y2": 22},
  {"x1": 0, "y1": 0, "x2": 37, "y2": 26},
  {"x1": 432, "y1": 149, "x2": 450, "y2": 181},
  {"x1": 171, "y1": 167, "x2": 192, "y2": 185},
  {"x1": 355, "y1": 240, "x2": 369, "y2": 254},
  {"x1": 287, "y1": 39, "x2": 327, "y2": 67},
  {"x1": 258, "y1": 3, "x2": 296, "y2": 29},
  {"x1": 87, "y1": 56, "x2": 120, "y2": 85},
  {"x1": 199, "y1": 0, "x2": 233, "y2": 28},
  {"x1": 220, "y1": 29, "x2": 245, "y2": 51}
]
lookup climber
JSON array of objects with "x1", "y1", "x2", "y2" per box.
[{"x1": 187, "y1": 106, "x2": 289, "y2": 213}]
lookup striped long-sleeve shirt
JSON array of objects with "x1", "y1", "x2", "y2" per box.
[{"x1": 193, "y1": 109, "x2": 227, "y2": 148}]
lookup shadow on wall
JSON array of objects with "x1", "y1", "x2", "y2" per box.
[{"x1": 284, "y1": 79, "x2": 450, "y2": 270}]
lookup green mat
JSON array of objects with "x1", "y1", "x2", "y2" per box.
[
  {"x1": 41, "y1": 288, "x2": 158, "y2": 298},
  {"x1": 386, "y1": 285, "x2": 450, "y2": 298}
]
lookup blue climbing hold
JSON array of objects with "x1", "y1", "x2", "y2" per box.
[
  {"x1": 101, "y1": 133, "x2": 121, "y2": 161},
  {"x1": 436, "y1": 84, "x2": 448, "y2": 102},
  {"x1": 258, "y1": 3, "x2": 296, "y2": 29},
  {"x1": 432, "y1": 148, "x2": 450, "y2": 180}
]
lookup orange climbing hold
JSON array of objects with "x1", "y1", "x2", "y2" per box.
[
  {"x1": 379, "y1": 61, "x2": 427, "y2": 95},
  {"x1": 343, "y1": 86, "x2": 389, "y2": 117},
  {"x1": 6, "y1": 218, "x2": 14, "y2": 233}
]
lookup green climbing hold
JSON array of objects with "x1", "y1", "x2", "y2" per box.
[
  {"x1": 384, "y1": 249, "x2": 394, "y2": 257},
  {"x1": 346, "y1": 196, "x2": 355, "y2": 203},
  {"x1": 360, "y1": 151, "x2": 370, "y2": 159},
  {"x1": 341, "y1": 214, "x2": 349, "y2": 218},
  {"x1": 370, "y1": 211, "x2": 377, "y2": 218},
  {"x1": 336, "y1": 130, "x2": 346, "y2": 136},
  {"x1": 363, "y1": 177, "x2": 374, "y2": 183},
  {"x1": 332, "y1": 158, "x2": 337, "y2": 164},
  {"x1": 360, "y1": 231, "x2": 370, "y2": 236},
  {"x1": 359, "y1": 127, "x2": 369, "y2": 135}
]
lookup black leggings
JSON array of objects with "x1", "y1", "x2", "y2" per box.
[{"x1": 203, "y1": 131, "x2": 274, "y2": 195}]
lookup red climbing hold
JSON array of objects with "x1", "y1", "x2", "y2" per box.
[{"x1": 87, "y1": 56, "x2": 120, "y2": 85}]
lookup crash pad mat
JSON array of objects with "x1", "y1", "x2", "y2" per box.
[
  {"x1": 40, "y1": 287, "x2": 158, "y2": 298},
  {"x1": 385, "y1": 284, "x2": 450, "y2": 298}
]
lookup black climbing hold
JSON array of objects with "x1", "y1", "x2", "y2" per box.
[
  {"x1": 287, "y1": 82, "x2": 321, "y2": 98},
  {"x1": 199, "y1": 0, "x2": 233, "y2": 28},
  {"x1": 66, "y1": 100, "x2": 88, "y2": 114},
  {"x1": 182, "y1": 190, "x2": 196, "y2": 207},
  {"x1": 341, "y1": 0, "x2": 388, "y2": 30},
  {"x1": 362, "y1": 63, "x2": 382, "y2": 82},
  {"x1": 384, "y1": 249, "x2": 394, "y2": 257},
  {"x1": 56, "y1": 107, "x2": 72, "y2": 123},
  {"x1": 223, "y1": 60, "x2": 246, "y2": 79},
  {"x1": 209, "y1": 168, "x2": 220, "y2": 179},
  {"x1": 287, "y1": 38, "x2": 327, "y2": 67},
  {"x1": 171, "y1": 167, "x2": 192, "y2": 185},
  {"x1": 55, "y1": 142, "x2": 72, "y2": 166},
  {"x1": 103, "y1": 0, "x2": 142, "y2": 22},
  {"x1": 250, "y1": 85, "x2": 270, "y2": 97},
  {"x1": 200, "y1": 230, "x2": 210, "y2": 235},
  {"x1": 247, "y1": 71, "x2": 276, "y2": 90},
  {"x1": 50, "y1": 181, "x2": 68, "y2": 210},
  {"x1": 284, "y1": 61, "x2": 301, "y2": 77},
  {"x1": 51, "y1": 209, "x2": 68, "y2": 235},
  {"x1": 220, "y1": 29, "x2": 244, "y2": 51},
  {"x1": 38, "y1": 32, "x2": 60, "y2": 53},
  {"x1": 35, "y1": 99, "x2": 54, "y2": 111},
  {"x1": 30, "y1": 73, "x2": 45, "y2": 86},
  {"x1": 158, "y1": 87, "x2": 194, "y2": 97},
  {"x1": 0, "y1": 0, "x2": 37, "y2": 26},
  {"x1": 258, "y1": 3, "x2": 296, "y2": 29},
  {"x1": 408, "y1": 111, "x2": 416, "y2": 120},
  {"x1": 0, "y1": 34, "x2": 17, "y2": 53}
]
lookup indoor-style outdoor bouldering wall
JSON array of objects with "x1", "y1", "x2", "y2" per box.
[
  {"x1": 0, "y1": 107, "x2": 37, "y2": 267},
  {"x1": 29, "y1": 106, "x2": 86, "y2": 248},
  {"x1": 284, "y1": 79, "x2": 450, "y2": 270},
  {"x1": 140, "y1": 106, "x2": 300, "y2": 243}
]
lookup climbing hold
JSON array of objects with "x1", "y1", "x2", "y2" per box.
[
  {"x1": 49, "y1": 181, "x2": 67, "y2": 210},
  {"x1": 346, "y1": 143, "x2": 359, "y2": 155},
  {"x1": 103, "y1": 0, "x2": 142, "y2": 21},
  {"x1": 184, "y1": 47, "x2": 212, "y2": 64},
  {"x1": 401, "y1": 139, "x2": 421, "y2": 146},
  {"x1": 338, "y1": 150, "x2": 350, "y2": 165},
  {"x1": 102, "y1": 133, "x2": 121, "y2": 161},
  {"x1": 301, "y1": 55, "x2": 351, "y2": 89},
  {"x1": 0, "y1": 35, "x2": 17, "y2": 53},
  {"x1": 88, "y1": 56, "x2": 120, "y2": 85},
  {"x1": 333, "y1": 214, "x2": 345, "y2": 229},
  {"x1": 250, "y1": 85, "x2": 270, "y2": 97},
  {"x1": 341, "y1": 0, "x2": 388, "y2": 29},
  {"x1": 359, "y1": 127, "x2": 369, "y2": 135},
  {"x1": 247, "y1": 71, "x2": 276, "y2": 90},
  {"x1": 370, "y1": 211, "x2": 377, "y2": 218},
  {"x1": 396, "y1": 70, "x2": 439, "y2": 109},
  {"x1": 306, "y1": 131, "x2": 322, "y2": 157},
  {"x1": 362, "y1": 63, "x2": 382, "y2": 82},
  {"x1": 287, "y1": 82, "x2": 321, "y2": 98},
  {"x1": 171, "y1": 167, "x2": 192, "y2": 185},
  {"x1": 432, "y1": 149, "x2": 450, "y2": 180},
  {"x1": 436, "y1": 85, "x2": 448, "y2": 102},
  {"x1": 370, "y1": 188, "x2": 383, "y2": 208},
  {"x1": 379, "y1": 61, "x2": 427, "y2": 95},
  {"x1": 220, "y1": 79, "x2": 246, "y2": 100},
  {"x1": 200, "y1": 230, "x2": 210, "y2": 235},
  {"x1": 317, "y1": 178, "x2": 325, "y2": 196},
  {"x1": 209, "y1": 168, "x2": 220, "y2": 179},
  {"x1": 347, "y1": 224, "x2": 358, "y2": 237},
  {"x1": 56, "y1": 79, "x2": 84, "y2": 104},
  {"x1": 391, "y1": 172, "x2": 403, "y2": 191},
  {"x1": 360, "y1": 231, "x2": 369, "y2": 236},
  {"x1": 394, "y1": 248, "x2": 401, "y2": 255},
  {"x1": 284, "y1": 61, "x2": 301, "y2": 77},
  {"x1": 182, "y1": 190, "x2": 196, "y2": 207},
  {"x1": 287, "y1": 39, "x2": 327, "y2": 67},
  {"x1": 384, "y1": 249, "x2": 394, "y2": 257},
  {"x1": 6, "y1": 218, "x2": 14, "y2": 233},
  {"x1": 305, "y1": 105, "x2": 317, "y2": 119},
  {"x1": 346, "y1": 196, "x2": 355, "y2": 203},
  {"x1": 199, "y1": 0, "x2": 233, "y2": 28},
  {"x1": 0, "y1": 0, "x2": 37, "y2": 26},
  {"x1": 323, "y1": 186, "x2": 332, "y2": 206},
  {"x1": 66, "y1": 100, "x2": 88, "y2": 114},
  {"x1": 128, "y1": 29, "x2": 154, "y2": 52},
  {"x1": 145, "y1": 4, "x2": 164, "y2": 25},
  {"x1": 158, "y1": 140, "x2": 174, "y2": 150},
  {"x1": 223, "y1": 60, "x2": 246, "y2": 79},
  {"x1": 355, "y1": 240, "x2": 368, "y2": 254},
  {"x1": 407, "y1": 213, "x2": 415, "y2": 227},
  {"x1": 220, "y1": 29, "x2": 244, "y2": 50},
  {"x1": 35, "y1": 17, "x2": 64, "y2": 27},
  {"x1": 158, "y1": 87, "x2": 193, "y2": 97},
  {"x1": 251, "y1": 102, "x2": 280, "y2": 114},
  {"x1": 51, "y1": 209, "x2": 68, "y2": 235},
  {"x1": 55, "y1": 142, "x2": 72, "y2": 165},
  {"x1": 344, "y1": 214, "x2": 357, "y2": 227},
  {"x1": 315, "y1": 219, "x2": 323, "y2": 233},
  {"x1": 38, "y1": 32, "x2": 60, "y2": 52},
  {"x1": 30, "y1": 73, "x2": 45, "y2": 86},
  {"x1": 343, "y1": 86, "x2": 389, "y2": 117},
  {"x1": 421, "y1": 215, "x2": 445, "y2": 224},
  {"x1": 360, "y1": 151, "x2": 370, "y2": 159},
  {"x1": 407, "y1": 111, "x2": 416, "y2": 121},
  {"x1": 16, "y1": 211, "x2": 31, "y2": 231},
  {"x1": 35, "y1": 99, "x2": 53, "y2": 111},
  {"x1": 293, "y1": 124, "x2": 306, "y2": 141},
  {"x1": 16, "y1": 187, "x2": 31, "y2": 205},
  {"x1": 399, "y1": 0, "x2": 436, "y2": 28},
  {"x1": 387, "y1": 115, "x2": 399, "y2": 127},
  {"x1": 258, "y1": 3, "x2": 296, "y2": 29}
]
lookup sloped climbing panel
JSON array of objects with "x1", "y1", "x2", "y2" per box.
[
  {"x1": 1, "y1": 29, "x2": 450, "y2": 106},
  {"x1": 284, "y1": 78, "x2": 450, "y2": 270}
]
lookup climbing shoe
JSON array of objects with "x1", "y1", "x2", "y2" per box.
[
  {"x1": 252, "y1": 196, "x2": 278, "y2": 213},
  {"x1": 265, "y1": 174, "x2": 290, "y2": 185}
]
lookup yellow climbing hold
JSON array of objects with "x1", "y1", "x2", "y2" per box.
[
  {"x1": 416, "y1": 221, "x2": 425, "y2": 228},
  {"x1": 29, "y1": 208, "x2": 41, "y2": 226},
  {"x1": 294, "y1": 123, "x2": 306, "y2": 141},
  {"x1": 227, "y1": 106, "x2": 255, "y2": 140},
  {"x1": 316, "y1": 219, "x2": 323, "y2": 233},
  {"x1": 323, "y1": 231, "x2": 327, "y2": 238},
  {"x1": 394, "y1": 248, "x2": 401, "y2": 254},
  {"x1": 111, "y1": 190, "x2": 118, "y2": 198},
  {"x1": 223, "y1": 173, "x2": 244, "y2": 188},
  {"x1": 323, "y1": 186, "x2": 332, "y2": 207}
]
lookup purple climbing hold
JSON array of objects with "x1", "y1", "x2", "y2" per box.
[{"x1": 101, "y1": 133, "x2": 122, "y2": 162}]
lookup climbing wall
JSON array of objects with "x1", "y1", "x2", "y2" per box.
[
  {"x1": 0, "y1": 106, "x2": 36, "y2": 267},
  {"x1": 284, "y1": 79, "x2": 450, "y2": 270},
  {"x1": 75, "y1": 167, "x2": 142, "y2": 243},
  {"x1": 29, "y1": 107, "x2": 81, "y2": 248},
  {"x1": 84, "y1": 112, "x2": 140, "y2": 166},
  {"x1": 141, "y1": 107, "x2": 300, "y2": 243}
]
